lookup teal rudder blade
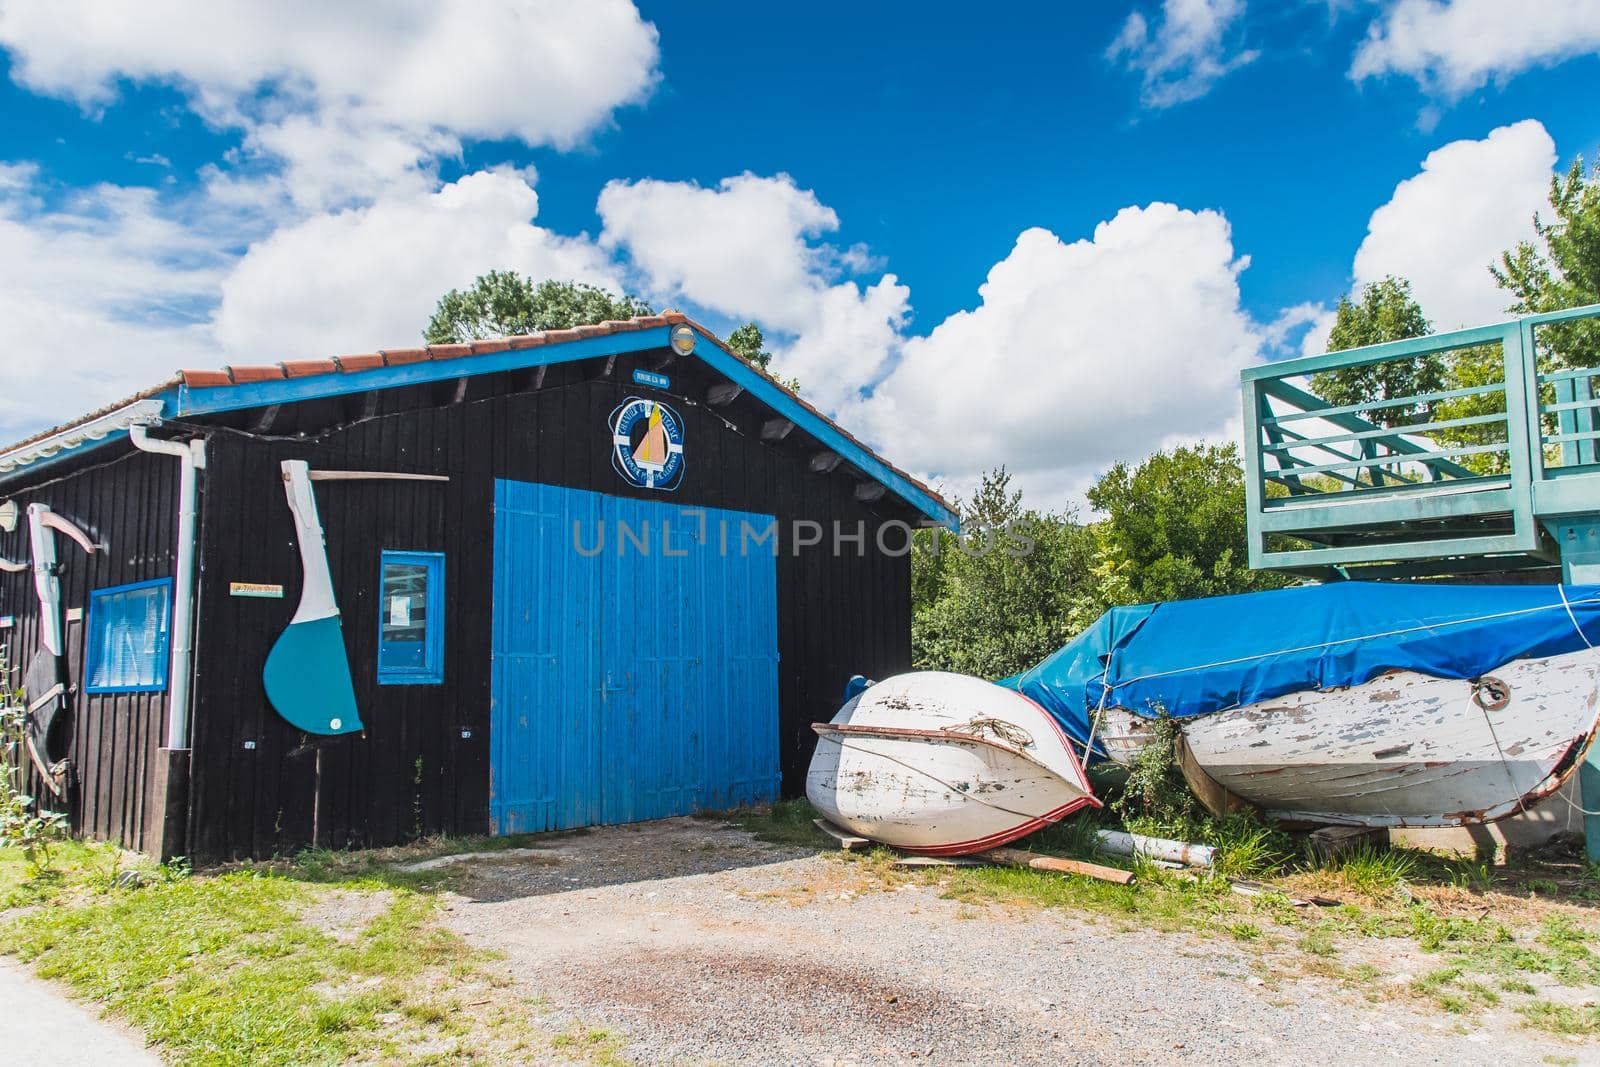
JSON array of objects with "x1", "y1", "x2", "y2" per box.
[{"x1": 263, "y1": 615, "x2": 363, "y2": 736}]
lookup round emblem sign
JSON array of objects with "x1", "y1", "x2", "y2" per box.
[{"x1": 610, "y1": 396, "x2": 685, "y2": 491}]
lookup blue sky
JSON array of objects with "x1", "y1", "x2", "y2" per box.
[{"x1": 2, "y1": 1, "x2": 1599, "y2": 504}]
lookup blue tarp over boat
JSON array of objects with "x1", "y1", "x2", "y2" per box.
[{"x1": 1001, "y1": 583, "x2": 1600, "y2": 759}]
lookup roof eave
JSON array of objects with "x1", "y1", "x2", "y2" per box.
[{"x1": 0, "y1": 398, "x2": 169, "y2": 485}]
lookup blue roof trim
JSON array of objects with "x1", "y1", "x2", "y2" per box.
[
  {"x1": 175, "y1": 327, "x2": 673, "y2": 415},
  {"x1": 165, "y1": 323, "x2": 956, "y2": 529},
  {"x1": 685, "y1": 327, "x2": 957, "y2": 530}
]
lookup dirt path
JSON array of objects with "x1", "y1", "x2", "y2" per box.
[
  {"x1": 439, "y1": 819, "x2": 1594, "y2": 1065},
  {"x1": 0, "y1": 958, "x2": 162, "y2": 1066}
]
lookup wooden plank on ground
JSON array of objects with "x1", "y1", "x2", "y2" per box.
[{"x1": 980, "y1": 847, "x2": 1136, "y2": 885}]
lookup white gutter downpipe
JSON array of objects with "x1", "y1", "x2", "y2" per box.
[{"x1": 129, "y1": 427, "x2": 206, "y2": 750}]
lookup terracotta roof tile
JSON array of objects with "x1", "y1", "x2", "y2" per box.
[
  {"x1": 229, "y1": 365, "x2": 286, "y2": 383},
  {"x1": 334, "y1": 354, "x2": 385, "y2": 372},
  {"x1": 282, "y1": 359, "x2": 338, "y2": 378},
  {"x1": 0, "y1": 313, "x2": 954, "y2": 519},
  {"x1": 380, "y1": 347, "x2": 428, "y2": 365},
  {"x1": 180, "y1": 369, "x2": 233, "y2": 388}
]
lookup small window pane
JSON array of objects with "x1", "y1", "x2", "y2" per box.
[
  {"x1": 378, "y1": 552, "x2": 443, "y2": 684},
  {"x1": 87, "y1": 580, "x2": 172, "y2": 693}
]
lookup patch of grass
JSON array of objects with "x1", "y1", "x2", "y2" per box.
[
  {"x1": 1319, "y1": 844, "x2": 1418, "y2": 899},
  {"x1": 551, "y1": 1024, "x2": 628, "y2": 1066},
  {"x1": 1016, "y1": 809, "x2": 1113, "y2": 858},
  {"x1": 1227, "y1": 920, "x2": 1263, "y2": 942},
  {"x1": 1206, "y1": 816, "x2": 1296, "y2": 880},
  {"x1": 1411, "y1": 965, "x2": 1501, "y2": 1014},
  {"x1": 1518, "y1": 999, "x2": 1600, "y2": 1036},
  {"x1": 0, "y1": 837, "x2": 612, "y2": 1065},
  {"x1": 729, "y1": 798, "x2": 829, "y2": 849},
  {"x1": 3, "y1": 867, "x2": 468, "y2": 1064},
  {"x1": 1300, "y1": 924, "x2": 1337, "y2": 957}
]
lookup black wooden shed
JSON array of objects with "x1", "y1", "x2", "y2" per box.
[{"x1": 0, "y1": 314, "x2": 955, "y2": 861}]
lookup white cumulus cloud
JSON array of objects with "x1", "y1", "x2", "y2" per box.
[
  {"x1": 1350, "y1": 119, "x2": 1554, "y2": 331},
  {"x1": 598, "y1": 173, "x2": 910, "y2": 409},
  {"x1": 1351, "y1": 0, "x2": 1600, "y2": 98},
  {"x1": 0, "y1": 0, "x2": 661, "y2": 209},
  {"x1": 856, "y1": 204, "x2": 1262, "y2": 506},
  {"x1": 215, "y1": 169, "x2": 621, "y2": 360},
  {"x1": 0, "y1": 1, "x2": 665, "y2": 441},
  {"x1": 1108, "y1": 0, "x2": 1259, "y2": 108},
  {"x1": 0, "y1": 166, "x2": 225, "y2": 439}
]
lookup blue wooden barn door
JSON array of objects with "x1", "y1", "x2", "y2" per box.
[
  {"x1": 490, "y1": 480, "x2": 779, "y2": 833},
  {"x1": 490, "y1": 480, "x2": 604, "y2": 833}
]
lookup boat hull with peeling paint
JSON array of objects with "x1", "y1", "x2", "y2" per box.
[
  {"x1": 1098, "y1": 648, "x2": 1600, "y2": 827},
  {"x1": 806, "y1": 671, "x2": 1099, "y2": 855}
]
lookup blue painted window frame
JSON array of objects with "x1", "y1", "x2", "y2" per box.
[
  {"x1": 85, "y1": 577, "x2": 173, "y2": 694},
  {"x1": 377, "y1": 550, "x2": 445, "y2": 685}
]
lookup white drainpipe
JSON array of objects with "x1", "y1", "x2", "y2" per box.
[{"x1": 129, "y1": 427, "x2": 206, "y2": 750}]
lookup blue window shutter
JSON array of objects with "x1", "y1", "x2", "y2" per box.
[
  {"x1": 377, "y1": 551, "x2": 445, "y2": 685},
  {"x1": 86, "y1": 579, "x2": 172, "y2": 694}
]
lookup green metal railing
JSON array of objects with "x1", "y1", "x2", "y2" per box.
[{"x1": 1242, "y1": 303, "x2": 1600, "y2": 576}]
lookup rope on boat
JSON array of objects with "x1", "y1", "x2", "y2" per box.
[
  {"x1": 1549, "y1": 586, "x2": 1600, "y2": 816},
  {"x1": 1080, "y1": 653, "x2": 1113, "y2": 764},
  {"x1": 1478, "y1": 693, "x2": 1529, "y2": 816},
  {"x1": 829, "y1": 739, "x2": 1069, "y2": 824},
  {"x1": 944, "y1": 717, "x2": 1034, "y2": 749}
]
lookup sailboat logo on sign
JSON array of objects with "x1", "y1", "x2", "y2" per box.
[{"x1": 610, "y1": 397, "x2": 685, "y2": 490}]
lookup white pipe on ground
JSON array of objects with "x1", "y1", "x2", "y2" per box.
[
  {"x1": 1095, "y1": 829, "x2": 1216, "y2": 868},
  {"x1": 129, "y1": 427, "x2": 206, "y2": 751}
]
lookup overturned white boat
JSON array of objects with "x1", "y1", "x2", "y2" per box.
[
  {"x1": 807, "y1": 671, "x2": 1099, "y2": 855},
  {"x1": 1006, "y1": 583, "x2": 1600, "y2": 828}
]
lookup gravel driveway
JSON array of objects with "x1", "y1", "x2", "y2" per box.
[{"x1": 439, "y1": 818, "x2": 1592, "y2": 1065}]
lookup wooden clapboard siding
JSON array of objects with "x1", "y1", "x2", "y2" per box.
[
  {"x1": 0, "y1": 448, "x2": 179, "y2": 855},
  {"x1": 178, "y1": 342, "x2": 914, "y2": 860}
]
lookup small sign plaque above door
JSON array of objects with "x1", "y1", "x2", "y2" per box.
[
  {"x1": 231, "y1": 582, "x2": 285, "y2": 599},
  {"x1": 631, "y1": 368, "x2": 671, "y2": 390}
]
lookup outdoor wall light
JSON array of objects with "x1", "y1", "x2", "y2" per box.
[{"x1": 669, "y1": 323, "x2": 697, "y2": 356}]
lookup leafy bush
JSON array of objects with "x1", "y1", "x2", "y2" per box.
[
  {"x1": 1111, "y1": 712, "x2": 1200, "y2": 828},
  {"x1": 0, "y1": 658, "x2": 67, "y2": 872}
]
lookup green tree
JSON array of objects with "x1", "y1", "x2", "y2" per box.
[
  {"x1": 911, "y1": 468, "x2": 1098, "y2": 679},
  {"x1": 1086, "y1": 443, "x2": 1289, "y2": 604},
  {"x1": 724, "y1": 320, "x2": 801, "y2": 391},
  {"x1": 726, "y1": 322, "x2": 773, "y2": 371},
  {"x1": 1309, "y1": 276, "x2": 1440, "y2": 427},
  {"x1": 1492, "y1": 152, "x2": 1600, "y2": 369},
  {"x1": 424, "y1": 272, "x2": 653, "y2": 343}
]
